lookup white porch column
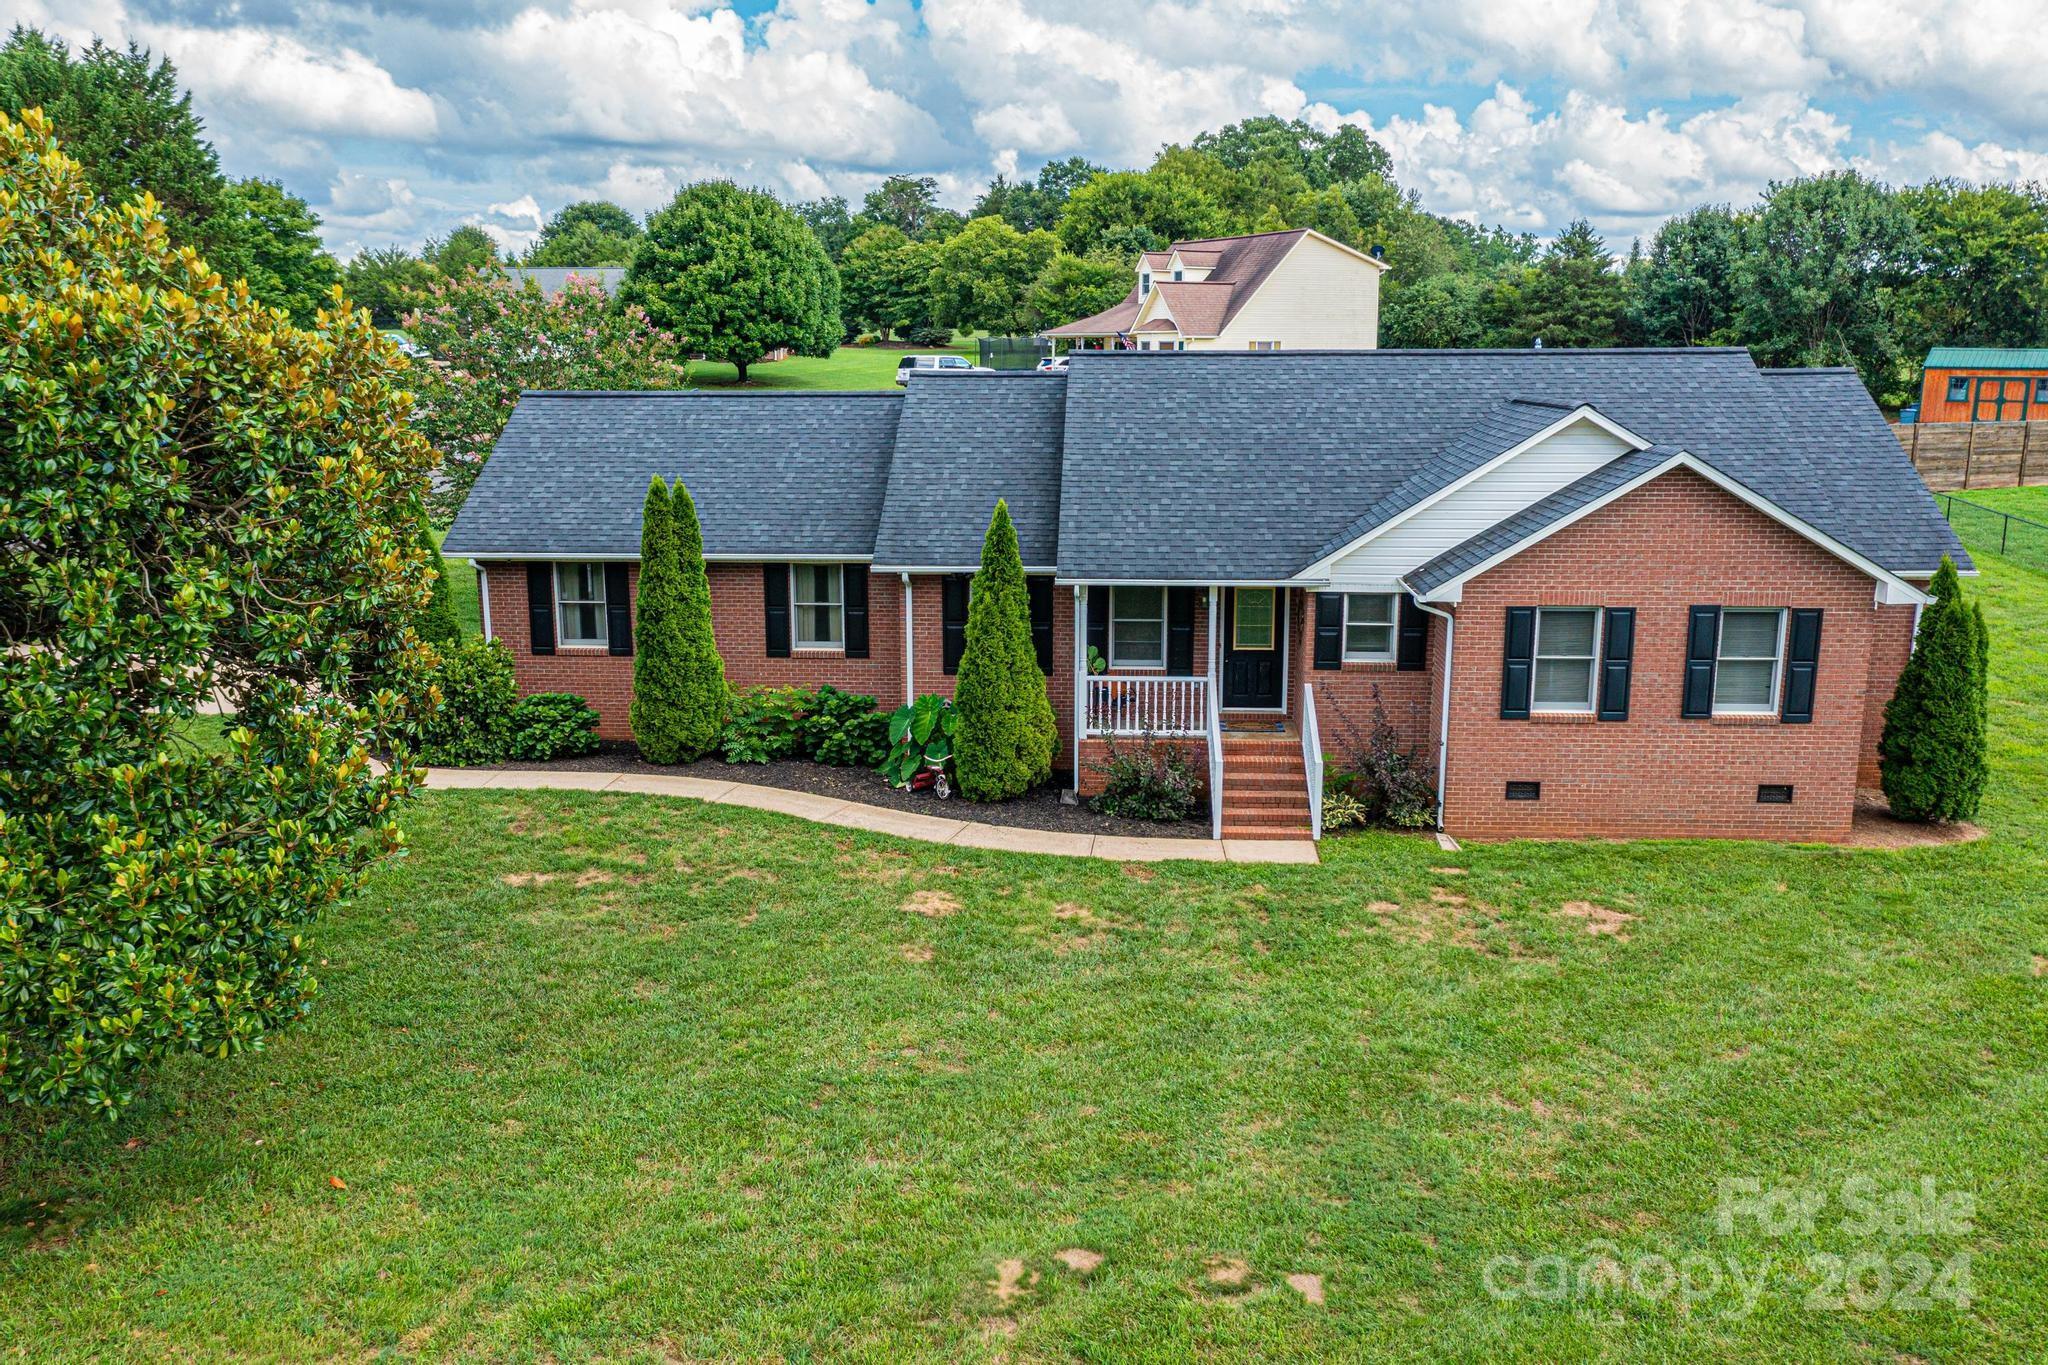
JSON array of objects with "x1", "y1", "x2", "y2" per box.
[
  {"x1": 1206, "y1": 586, "x2": 1219, "y2": 710},
  {"x1": 901, "y1": 573, "x2": 914, "y2": 707},
  {"x1": 1072, "y1": 584, "x2": 1086, "y2": 790}
]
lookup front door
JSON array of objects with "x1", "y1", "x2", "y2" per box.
[{"x1": 1222, "y1": 587, "x2": 1285, "y2": 710}]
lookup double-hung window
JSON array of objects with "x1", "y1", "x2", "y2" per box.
[
  {"x1": 1713, "y1": 608, "x2": 1785, "y2": 714},
  {"x1": 793, "y1": 564, "x2": 844, "y2": 649},
  {"x1": 556, "y1": 563, "x2": 608, "y2": 646},
  {"x1": 1342, "y1": 593, "x2": 1396, "y2": 662},
  {"x1": 1109, "y1": 586, "x2": 1166, "y2": 668},
  {"x1": 1531, "y1": 607, "x2": 1599, "y2": 712}
]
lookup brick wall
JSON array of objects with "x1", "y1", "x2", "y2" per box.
[
  {"x1": 1287, "y1": 587, "x2": 1441, "y2": 769},
  {"x1": 1439, "y1": 467, "x2": 1904, "y2": 842},
  {"x1": 482, "y1": 562, "x2": 1077, "y2": 767},
  {"x1": 1860, "y1": 603, "x2": 1918, "y2": 788}
]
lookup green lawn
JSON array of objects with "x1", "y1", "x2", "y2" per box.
[
  {"x1": 1940, "y1": 486, "x2": 2048, "y2": 578},
  {"x1": 431, "y1": 527, "x2": 483, "y2": 636},
  {"x1": 5, "y1": 561, "x2": 2046, "y2": 1360},
  {"x1": 684, "y1": 343, "x2": 975, "y2": 391}
]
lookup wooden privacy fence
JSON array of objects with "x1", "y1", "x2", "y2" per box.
[{"x1": 1893, "y1": 420, "x2": 2048, "y2": 491}]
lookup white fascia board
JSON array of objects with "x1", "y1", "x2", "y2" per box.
[
  {"x1": 457, "y1": 552, "x2": 873, "y2": 563},
  {"x1": 1056, "y1": 576, "x2": 1328, "y2": 588},
  {"x1": 1293, "y1": 406, "x2": 1656, "y2": 581},
  {"x1": 873, "y1": 564, "x2": 1057, "y2": 575},
  {"x1": 1298, "y1": 227, "x2": 1394, "y2": 272},
  {"x1": 1410, "y1": 451, "x2": 1933, "y2": 608}
]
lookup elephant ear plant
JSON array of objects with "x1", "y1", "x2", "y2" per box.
[{"x1": 879, "y1": 695, "x2": 959, "y2": 793}]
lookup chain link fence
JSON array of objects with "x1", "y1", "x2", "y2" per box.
[{"x1": 1941, "y1": 494, "x2": 2048, "y2": 576}]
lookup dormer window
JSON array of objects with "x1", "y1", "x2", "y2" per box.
[
  {"x1": 1172, "y1": 268, "x2": 1183, "y2": 281},
  {"x1": 1140, "y1": 272, "x2": 1152, "y2": 296}
]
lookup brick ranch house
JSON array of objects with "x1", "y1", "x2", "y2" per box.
[{"x1": 443, "y1": 349, "x2": 1969, "y2": 843}]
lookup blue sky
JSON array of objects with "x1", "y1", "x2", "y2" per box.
[{"x1": 20, "y1": 1, "x2": 2046, "y2": 259}]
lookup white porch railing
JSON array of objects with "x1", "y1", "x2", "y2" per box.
[
  {"x1": 1301, "y1": 682, "x2": 1324, "y2": 841},
  {"x1": 1084, "y1": 674, "x2": 1210, "y2": 737},
  {"x1": 1207, "y1": 697, "x2": 1224, "y2": 840}
]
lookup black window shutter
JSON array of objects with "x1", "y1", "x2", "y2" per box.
[
  {"x1": 1086, "y1": 585, "x2": 1109, "y2": 666},
  {"x1": 1500, "y1": 606, "x2": 1535, "y2": 719},
  {"x1": 763, "y1": 563, "x2": 791, "y2": 657},
  {"x1": 1397, "y1": 593, "x2": 1428, "y2": 671},
  {"x1": 1313, "y1": 592, "x2": 1343, "y2": 669},
  {"x1": 1167, "y1": 587, "x2": 1198, "y2": 674},
  {"x1": 1781, "y1": 608, "x2": 1823, "y2": 723},
  {"x1": 1596, "y1": 607, "x2": 1634, "y2": 721},
  {"x1": 1028, "y1": 576, "x2": 1053, "y2": 675},
  {"x1": 604, "y1": 563, "x2": 633, "y2": 656},
  {"x1": 1682, "y1": 605, "x2": 1720, "y2": 718},
  {"x1": 941, "y1": 573, "x2": 970, "y2": 674},
  {"x1": 526, "y1": 563, "x2": 555, "y2": 655},
  {"x1": 843, "y1": 564, "x2": 869, "y2": 658}
]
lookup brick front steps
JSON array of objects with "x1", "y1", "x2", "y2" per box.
[
  {"x1": 1219, "y1": 734, "x2": 1314, "y2": 840},
  {"x1": 421, "y1": 768, "x2": 1319, "y2": 864}
]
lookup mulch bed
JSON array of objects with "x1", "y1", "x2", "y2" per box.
[{"x1": 472, "y1": 746, "x2": 1210, "y2": 839}]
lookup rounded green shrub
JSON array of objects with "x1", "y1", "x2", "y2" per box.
[
  {"x1": 420, "y1": 637, "x2": 518, "y2": 765},
  {"x1": 508, "y1": 692, "x2": 601, "y2": 761}
]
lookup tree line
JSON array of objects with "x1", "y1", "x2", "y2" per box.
[{"x1": 9, "y1": 23, "x2": 2046, "y2": 407}]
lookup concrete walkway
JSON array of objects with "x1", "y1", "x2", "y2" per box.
[{"x1": 424, "y1": 767, "x2": 1319, "y2": 864}]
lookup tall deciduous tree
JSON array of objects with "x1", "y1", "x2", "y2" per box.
[
  {"x1": 623, "y1": 181, "x2": 841, "y2": 384},
  {"x1": 839, "y1": 225, "x2": 928, "y2": 340},
  {"x1": 631, "y1": 479, "x2": 726, "y2": 763},
  {"x1": 925, "y1": 216, "x2": 1058, "y2": 336},
  {"x1": 225, "y1": 176, "x2": 341, "y2": 325},
  {"x1": 425, "y1": 224, "x2": 499, "y2": 276},
  {"x1": 1734, "y1": 170, "x2": 1919, "y2": 395},
  {"x1": 406, "y1": 275, "x2": 686, "y2": 517},
  {"x1": 953, "y1": 500, "x2": 1056, "y2": 802},
  {"x1": 1880, "y1": 558, "x2": 1989, "y2": 823},
  {"x1": 1028, "y1": 252, "x2": 1131, "y2": 329},
  {"x1": 1629, "y1": 204, "x2": 1744, "y2": 347},
  {"x1": 0, "y1": 109, "x2": 438, "y2": 1115},
  {"x1": 524, "y1": 199, "x2": 641, "y2": 267},
  {"x1": 1897, "y1": 180, "x2": 2048, "y2": 356},
  {"x1": 342, "y1": 245, "x2": 439, "y2": 327}
]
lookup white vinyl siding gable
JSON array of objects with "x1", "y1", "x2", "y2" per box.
[
  {"x1": 1206, "y1": 234, "x2": 1382, "y2": 350},
  {"x1": 1324, "y1": 419, "x2": 1638, "y2": 591}
]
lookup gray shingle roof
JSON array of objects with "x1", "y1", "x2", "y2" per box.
[
  {"x1": 441, "y1": 391, "x2": 900, "y2": 559},
  {"x1": 1055, "y1": 349, "x2": 1963, "y2": 581},
  {"x1": 443, "y1": 351, "x2": 1963, "y2": 594},
  {"x1": 872, "y1": 374, "x2": 1064, "y2": 569}
]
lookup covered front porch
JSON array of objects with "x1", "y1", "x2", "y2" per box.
[{"x1": 1067, "y1": 583, "x2": 1324, "y2": 840}]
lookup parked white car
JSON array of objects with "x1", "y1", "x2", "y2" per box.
[
  {"x1": 1035, "y1": 356, "x2": 1069, "y2": 372},
  {"x1": 894, "y1": 354, "x2": 991, "y2": 384}
]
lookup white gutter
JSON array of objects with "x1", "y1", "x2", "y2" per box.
[
  {"x1": 474, "y1": 560, "x2": 492, "y2": 640},
  {"x1": 1408, "y1": 592, "x2": 1456, "y2": 832},
  {"x1": 901, "y1": 572, "x2": 914, "y2": 707}
]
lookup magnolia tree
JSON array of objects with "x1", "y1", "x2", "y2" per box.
[
  {"x1": 0, "y1": 110, "x2": 441, "y2": 1115},
  {"x1": 406, "y1": 275, "x2": 686, "y2": 518}
]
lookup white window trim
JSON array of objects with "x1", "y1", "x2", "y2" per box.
[
  {"x1": 1712, "y1": 607, "x2": 1787, "y2": 716},
  {"x1": 556, "y1": 562, "x2": 609, "y2": 647},
  {"x1": 1341, "y1": 592, "x2": 1397, "y2": 663},
  {"x1": 1530, "y1": 607, "x2": 1601, "y2": 714},
  {"x1": 792, "y1": 563, "x2": 845, "y2": 651},
  {"x1": 1108, "y1": 586, "x2": 1168, "y2": 670}
]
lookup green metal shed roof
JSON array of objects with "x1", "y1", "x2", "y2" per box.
[{"x1": 1924, "y1": 346, "x2": 2048, "y2": 371}]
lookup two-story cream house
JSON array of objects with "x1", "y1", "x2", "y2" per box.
[{"x1": 1043, "y1": 228, "x2": 1388, "y2": 351}]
